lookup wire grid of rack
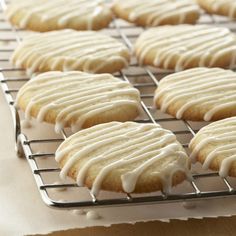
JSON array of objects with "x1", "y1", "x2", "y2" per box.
[{"x1": 1, "y1": 2, "x2": 236, "y2": 209}]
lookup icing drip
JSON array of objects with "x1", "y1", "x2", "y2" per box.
[
  {"x1": 52, "y1": 181, "x2": 67, "y2": 192},
  {"x1": 154, "y1": 67, "x2": 236, "y2": 121},
  {"x1": 72, "y1": 209, "x2": 86, "y2": 215},
  {"x1": 115, "y1": 0, "x2": 200, "y2": 26},
  {"x1": 211, "y1": 0, "x2": 236, "y2": 19},
  {"x1": 11, "y1": 30, "x2": 130, "y2": 74},
  {"x1": 182, "y1": 201, "x2": 196, "y2": 209},
  {"x1": 21, "y1": 119, "x2": 32, "y2": 129},
  {"x1": 15, "y1": 71, "x2": 141, "y2": 133},
  {"x1": 86, "y1": 210, "x2": 100, "y2": 220},
  {"x1": 6, "y1": 0, "x2": 111, "y2": 30},
  {"x1": 189, "y1": 117, "x2": 236, "y2": 177},
  {"x1": 135, "y1": 25, "x2": 236, "y2": 71},
  {"x1": 55, "y1": 122, "x2": 190, "y2": 196}
]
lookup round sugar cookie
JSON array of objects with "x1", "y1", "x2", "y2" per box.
[
  {"x1": 154, "y1": 67, "x2": 236, "y2": 121},
  {"x1": 135, "y1": 25, "x2": 236, "y2": 71},
  {"x1": 55, "y1": 121, "x2": 190, "y2": 195},
  {"x1": 6, "y1": 0, "x2": 113, "y2": 31},
  {"x1": 189, "y1": 117, "x2": 236, "y2": 177},
  {"x1": 15, "y1": 71, "x2": 141, "y2": 133},
  {"x1": 11, "y1": 29, "x2": 130, "y2": 75},
  {"x1": 112, "y1": 0, "x2": 200, "y2": 27},
  {"x1": 197, "y1": 0, "x2": 236, "y2": 19}
]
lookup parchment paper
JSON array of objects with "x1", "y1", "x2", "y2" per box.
[{"x1": 1, "y1": 90, "x2": 236, "y2": 236}]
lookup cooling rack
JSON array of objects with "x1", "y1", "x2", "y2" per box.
[{"x1": 1, "y1": 1, "x2": 236, "y2": 209}]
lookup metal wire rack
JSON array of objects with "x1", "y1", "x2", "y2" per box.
[{"x1": 1, "y1": 1, "x2": 236, "y2": 209}]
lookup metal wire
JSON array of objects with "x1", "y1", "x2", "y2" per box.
[{"x1": 0, "y1": 3, "x2": 236, "y2": 209}]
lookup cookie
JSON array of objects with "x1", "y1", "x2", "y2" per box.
[
  {"x1": 154, "y1": 67, "x2": 236, "y2": 121},
  {"x1": 189, "y1": 117, "x2": 236, "y2": 177},
  {"x1": 112, "y1": 0, "x2": 200, "y2": 27},
  {"x1": 197, "y1": 0, "x2": 236, "y2": 19},
  {"x1": 11, "y1": 30, "x2": 130, "y2": 75},
  {"x1": 6, "y1": 0, "x2": 113, "y2": 31},
  {"x1": 15, "y1": 71, "x2": 141, "y2": 133},
  {"x1": 55, "y1": 121, "x2": 190, "y2": 195},
  {"x1": 135, "y1": 25, "x2": 236, "y2": 71}
]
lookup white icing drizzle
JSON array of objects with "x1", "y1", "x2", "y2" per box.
[
  {"x1": 114, "y1": 0, "x2": 200, "y2": 26},
  {"x1": 154, "y1": 67, "x2": 236, "y2": 121},
  {"x1": 6, "y1": 0, "x2": 111, "y2": 30},
  {"x1": 55, "y1": 122, "x2": 190, "y2": 196},
  {"x1": 135, "y1": 25, "x2": 236, "y2": 71},
  {"x1": 11, "y1": 30, "x2": 130, "y2": 75},
  {"x1": 189, "y1": 117, "x2": 236, "y2": 177},
  {"x1": 15, "y1": 71, "x2": 141, "y2": 133},
  {"x1": 206, "y1": 0, "x2": 236, "y2": 19}
]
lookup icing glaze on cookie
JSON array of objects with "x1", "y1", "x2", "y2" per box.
[
  {"x1": 135, "y1": 25, "x2": 236, "y2": 71},
  {"x1": 7, "y1": 0, "x2": 111, "y2": 30},
  {"x1": 154, "y1": 67, "x2": 236, "y2": 121},
  {"x1": 11, "y1": 30, "x2": 130, "y2": 75},
  {"x1": 15, "y1": 71, "x2": 141, "y2": 133},
  {"x1": 190, "y1": 117, "x2": 236, "y2": 177},
  {"x1": 213, "y1": 0, "x2": 236, "y2": 18},
  {"x1": 55, "y1": 122, "x2": 190, "y2": 195},
  {"x1": 114, "y1": 0, "x2": 200, "y2": 26},
  {"x1": 199, "y1": 0, "x2": 236, "y2": 19}
]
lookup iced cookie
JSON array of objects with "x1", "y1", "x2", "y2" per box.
[
  {"x1": 154, "y1": 67, "x2": 236, "y2": 121},
  {"x1": 55, "y1": 121, "x2": 190, "y2": 195},
  {"x1": 6, "y1": 0, "x2": 113, "y2": 31},
  {"x1": 197, "y1": 0, "x2": 236, "y2": 19},
  {"x1": 11, "y1": 30, "x2": 130, "y2": 75},
  {"x1": 189, "y1": 117, "x2": 236, "y2": 177},
  {"x1": 135, "y1": 25, "x2": 236, "y2": 71},
  {"x1": 112, "y1": 0, "x2": 200, "y2": 27},
  {"x1": 15, "y1": 71, "x2": 141, "y2": 133}
]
